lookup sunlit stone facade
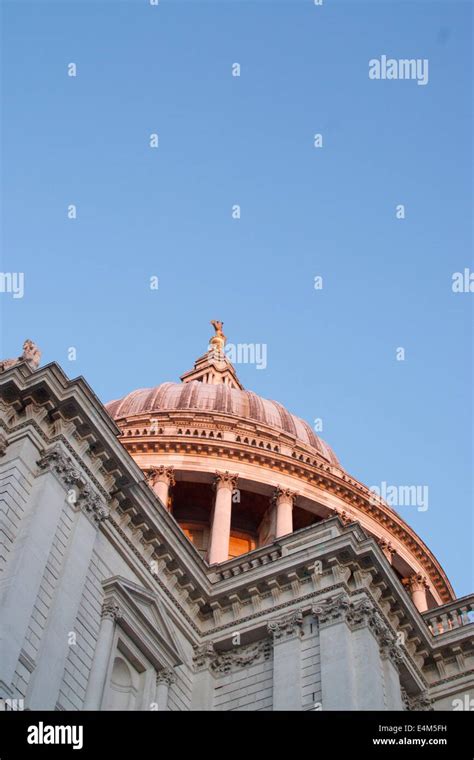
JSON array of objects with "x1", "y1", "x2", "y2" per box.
[{"x1": 0, "y1": 330, "x2": 472, "y2": 711}]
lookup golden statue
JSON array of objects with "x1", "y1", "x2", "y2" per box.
[{"x1": 209, "y1": 320, "x2": 226, "y2": 353}]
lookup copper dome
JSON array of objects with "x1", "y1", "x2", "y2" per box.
[{"x1": 105, "y1": 381, "x2": 340, "y2": 466}]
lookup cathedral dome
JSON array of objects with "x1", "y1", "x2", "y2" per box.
[
  {"x1": 106, "y1": 381, "x2": 339, "y2": 467},
  {"x1": 103, "y1": 321, "x2": 454, "y2": 607}
]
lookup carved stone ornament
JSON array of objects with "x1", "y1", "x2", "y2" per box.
[
  {"x1": 156, "y1": 668, "x2": 177, "y2": 686},
  {"x1": 267, "y1": 609, "x2": 303, "y2": 639},
  {"x1": 346, "y1": 597, "x2": 385, "y2": 634},
  {"x1": 213, "y1": 471, "x2": 239, "y2": 491},
  {"x1": 0, "y1": 433, "x2": 8, "y2": 457},
  {"x1": 101, "y1": 600, "x2": 122, "y2": 622},
  {"x1": 0, "y1": 339, "x2": 41, "y2": 373},
  {"x1": 37, "y1": 445, "x2": 84, "y2": 487},
  {"x1": 147, "y1": 465, "x2": 176, "y2": 487},
  {"x1": 407, "y1": 691, "x2": 434, "y2": 711},
  {"x1": 272, "y1": 486, "x2": 298, "y2": 505},
  {"x1": 376, "y1": 536, "x2": 396, "y2": 558},
  {"x1": 312, "y1": 593, "x2": 352, "y2": 626},
  {"x1": 78, "y1": 484, "x2": 109, "y2": 524},
  {"x1": 404, "y1": 574, "x2": 429, "y2": 594},
  {"x1": 192, "y1": 641, "x2": 217, "y2": 671},
  {"x1": 211, "y1": 640, "x2": 272, "y2": 674},
  {"x1": 378, "y1": 628, "x2": 404, "y2": 666}
]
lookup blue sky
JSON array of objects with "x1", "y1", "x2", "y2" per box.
[{"x1": 1, "y1": 0, "x2": 472, "y2": 596}]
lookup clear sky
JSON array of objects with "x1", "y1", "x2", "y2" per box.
[{"x1": 1, "y1": 0, "x2": 472, "y2": 596}]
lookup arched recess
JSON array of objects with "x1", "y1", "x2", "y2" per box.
[{"x1": 104, "y1": 656, "x2": 139, "y2": 710}]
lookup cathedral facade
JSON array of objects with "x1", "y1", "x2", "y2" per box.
[{"x1": 0, "y1": 327, "x2": 472, "y2": 711}]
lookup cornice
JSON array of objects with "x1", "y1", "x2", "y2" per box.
[{"x1": 123, "y1": 434, "x2": 453, "y2": 603}]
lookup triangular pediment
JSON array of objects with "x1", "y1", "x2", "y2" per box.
[{"x1": 102, "y1": 576, "x2": 185, "y2": 667}]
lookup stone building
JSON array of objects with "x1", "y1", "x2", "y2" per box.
[{"x1": 0, "y1": 326, "x2": 472, "y2": 711}]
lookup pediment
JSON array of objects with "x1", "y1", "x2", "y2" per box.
[{"x1": 102, "y1": 576, "x2": 185, "y2": 668}]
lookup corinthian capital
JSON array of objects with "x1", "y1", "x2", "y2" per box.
[
  {"x1": 192, "y1": 641, "x2": 217, "y2": 671},
  {"x1": 214, "y1": 471, "x2": 239, "y2": 491},
  {"x1": 156, "y1": 668, "x2": 176, "y2": 686},
  {"x1": 272, "y1": 486, "x2": 298, "y2": 505},
  {"x1": 147, "y1": 465, "x2": 176, "y2": 487},
  {"x1": 407, "y1": 691, "x2": 434, "y2": 711},
  {"x1": 267, "y1": 609, "x2": 303, "y2": 639},
  {"x1": 312, "y1": 593, "x2": 352, "y2": 627},
  {"x1": 37, "y1": 444, "x2": 84, "y2": 487},
  {"x1": 375, "y1": 536, "x2": 396, "y2": 560},
  {"x1": 346, "y1": 597, "x2": 384, "y2": 633},
  {"x1": 101, "y1": 600, "x2": 122, "y2": 622},
  {"x1": 403, "y1": 574, "x2": 429, "y2": 594},
  {"x1": 380, "y1": 639, "x2": 404, "y2": 667}
]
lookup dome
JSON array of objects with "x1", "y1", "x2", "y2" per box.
[
  {"x1": 106, "y1": 381, "x2": 340, "y2": 466},
  {"x1": 102, "y1": 322, "x2": 454, "y2": 606}
]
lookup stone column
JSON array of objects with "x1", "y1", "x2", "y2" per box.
[
  {"x1": 405, "y1": 574, "x2": 429, "y2": 613},
  {"x1": 147, "y1": 466, "x2": 175, "y2": 511},
  {"x1": 273, "y1": 487, "x2": 297, "y2": 538},
  {"x1": 190, "y1": 643, "x2": 216, "y2": 710},
  {"x1": 268, "y1": 610, "x2": 304, "y2": 710},
  {"x1": 83, "y1": 601, "x2": 122, "y2": 710},
  {"x1": 155, "y1": 668, "x2": 176, "y2": 711},
  {"x1": 314, "y1": 595, "x2": 357, "y2": 710},
  {"x1": 208, "y1": 471, "x2": 238, "y2": 565},
  {"x1": 347, "y1": 599, "x2": 387, "y2": 710}
]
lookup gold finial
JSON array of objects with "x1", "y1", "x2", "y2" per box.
[{"x1": 209, "y1": 320, "x2": 226, "y2": 353}]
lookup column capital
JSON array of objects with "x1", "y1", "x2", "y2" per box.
[
  {"x1": 346, "y1": 597, "x2": 385, "y2": 634},
  {"x1": 272, "y1": 486, "x2": 298, "y2": 505},
  {"x1": 101, "y1": 600, "x2": 122, "y2": 622},
  {"x1": 312, "y1": 593, "x2": 352, "y2": 627},
  {"x1": 403, "y1": 573, "x2": 429, "y2": 594},
  {"x1": 375, "y1": 536, "x2": 396, "y2": 560},
  {"x1": 267, "y1": 609, "x2": 303, "y2": 640},
  {"x1": 380, "y1": 638, "x2": 404, "y2": 668},
  {"x1": 37, "y1": 444, "x2": 84, "y2": 487},
  {"x1": 213, "y1": 471, "x2": 239, "y2": 491},
  {"x1": 193, "y1": 641, "x2": 217, "y2": 671},
  {"x1": 147, "y1": 465, "x2": 176, "y2": 488},
  {"x1": 407, "y1": 690, "x2": 434, "y2": 711},
  {"x1": 156, "y1": 667, "x2": 176, "y2": 686}
]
